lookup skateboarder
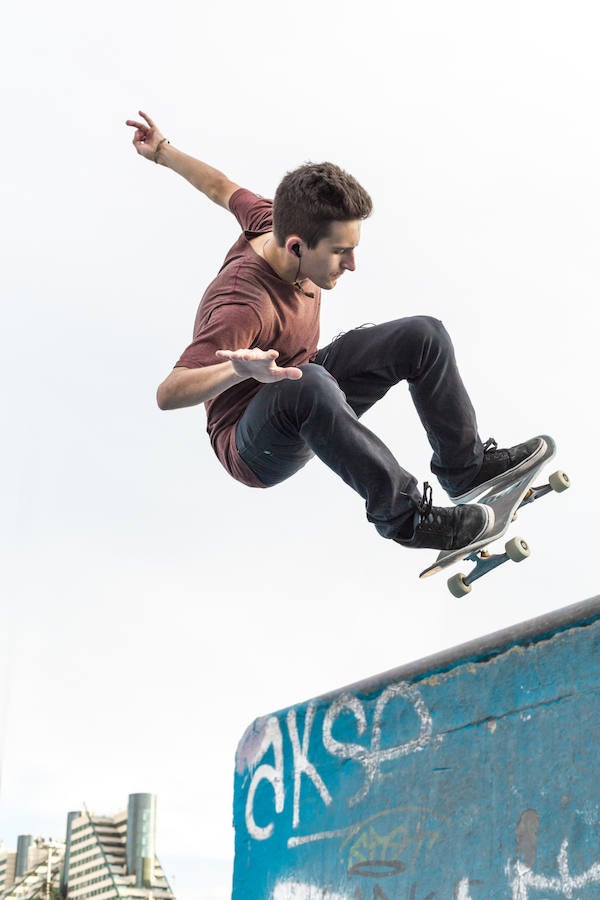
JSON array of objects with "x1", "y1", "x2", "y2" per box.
[{"x1": 126, "y1": 111, "x2": 544, "y2": 551}]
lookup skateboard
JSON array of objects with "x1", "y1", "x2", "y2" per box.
[{"x1": 419, "y1": 435, "x2": 570, "y2": 597}]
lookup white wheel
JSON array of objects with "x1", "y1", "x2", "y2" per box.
[
  {"x1": 505, "y1": 536, "x2": 531, "y2": 562},
  {"x1": 448, "y1": 572, "x2": 472, "y2": 597},
  {"x1": 549, "y1": 470, "x2": 570, "y2": 493}
]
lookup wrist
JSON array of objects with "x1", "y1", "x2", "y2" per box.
[
  {"x1": 154, "y1": 137, "x2": 171, "y2": 164},
  {"x1": 226, "y1": 360, "x2": 250, "y2": 385}
]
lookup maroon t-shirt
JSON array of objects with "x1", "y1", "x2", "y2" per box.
[{"x1": 176, "y1": 189, "x2": 322, "y2": 487}]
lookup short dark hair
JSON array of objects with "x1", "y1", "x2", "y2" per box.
[{"x1": 272, "y1": 162, "x2": 373, "y2": 248}]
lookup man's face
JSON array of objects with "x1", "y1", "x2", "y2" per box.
[{"x1": 303, "y1": 220, "x2": 361, "y2": 290}]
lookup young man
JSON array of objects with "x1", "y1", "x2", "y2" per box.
[{"x1": 126, "y1": 111, "x2": 544, "y2": 551}]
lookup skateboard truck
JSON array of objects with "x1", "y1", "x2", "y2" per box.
[
  {"x1": 446, "y1": 469, "x2": 570, "y2": 598},
  {"x1": 447, "y1": 536, "x2": 531, "y2": 597}
]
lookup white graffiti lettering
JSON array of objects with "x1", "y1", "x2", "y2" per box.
[
  {"x1": 287, "y1": 705, "x2": 333, "y2": 829},
  {"x1": 508, "y1": 839, "x2": 600, "y2": 898},
  {"x1": 245, "y1": 716, "x2": 285, "y2": 841},
  {"x1": 271, "y1": 878, "x2": 474, "y2": 899},
  {"x1": 271, "y1": 881, "x2": 351, "y2": 900},
  {"x1": 243, "y1": 681, "x2": 436, "y2": 842},
  {"x1": 323, "y1": 682, "x2": 434, "y2": 805},
  {"x1": 454, "y1": 877, "x2": 475, "y2": 900}
]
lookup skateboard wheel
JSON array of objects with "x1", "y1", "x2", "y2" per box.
[
  {"x1": 549, "y1": 470, "x2": 570, "y2": 493},
  {"x1": 447, "y1": 573, "x2": 472, "y2": 597},
  {"x1": 505, "y1": 536, "x2": 530, "y2": 562}
]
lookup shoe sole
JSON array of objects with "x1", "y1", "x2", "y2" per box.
[{"x1": 450, "y1": 437, "x2": 547, "y2": 504}]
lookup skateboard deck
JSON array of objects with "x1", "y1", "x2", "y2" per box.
[{"x1": 419, "y1": 435, "x2": 570, "y2": 596}]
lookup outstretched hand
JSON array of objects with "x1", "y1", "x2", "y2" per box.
[
  {"x1": 215, "y1": 348, "x2": 303, "y2": 382},
  {"x1": 125, "y1": 110, "x2": 166, "y2": 161}
]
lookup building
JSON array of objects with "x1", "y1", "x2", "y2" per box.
[
  {"x1": 0, "y1": 838, "x2": 64, "y2": 899},
  {"x1": 64, "y1": 794, "x2": 174, "y2": 900},
  {"x1": 0, "y1": 846, "x2": 16, "y2": 895},
  {"x1": 1, "y1": 794, "x2": 174, "y2": 900}
]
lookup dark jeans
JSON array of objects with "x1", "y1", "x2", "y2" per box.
[{"x1": 235, "y1": 317, "x2": 484, "y2": 540}]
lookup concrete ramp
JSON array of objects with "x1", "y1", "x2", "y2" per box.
[{"x1": 233, "y1": 597, "x2": 600, "y2": 899}]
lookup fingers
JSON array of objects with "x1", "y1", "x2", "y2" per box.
[
  {"x1": 279, "y1": 367, "x2": 303, "y2": 380},
  {"x1": 125, "y1": 112, "x2": 158, "y2": 145},
  {"x1": 125, "y1": 111, "x2": 154, "y2": 128},
  {"x1": 214, "y1": 348, "x2": 303, "y2": 385},
  {"x1": 215, "y1": 348, "x2": 279, "y2": 362},
  {"x1": 138, "y1": 110, "x2": 156, "y2": 128},
  {"x1": 125, "y1": 118, "x2": 151, "y2": 156}
]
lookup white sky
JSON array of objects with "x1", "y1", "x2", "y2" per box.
[{"x1": 2, "y1": 2, "x2": 599, "y2": 899}]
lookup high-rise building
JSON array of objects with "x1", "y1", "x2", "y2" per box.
[
  {"x1": 62, "y1": 793, "x2": 173, "y2": 900},
  {"x1": 1, "y1": 794, "x2": 174, "y2": 900}
]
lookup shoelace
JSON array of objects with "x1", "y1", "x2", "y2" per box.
[
  {"x1": 418, "y1": 482, "x2": 434, "y2": 519},
  {"x1": 483, "y1": 437, "x2": 498, "y2": 453}
]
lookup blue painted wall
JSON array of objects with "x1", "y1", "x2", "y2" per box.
[{"x1": 232, "y1": 599, "x2": 600, "y2": 899}]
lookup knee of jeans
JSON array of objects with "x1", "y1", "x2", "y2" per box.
[
  {"x1": 291, "y1": 364, "x2": 345, "y2": 414},
  {"x1": 410, "y1": 315, "x2": 447, "y2": 338},
  {"x1": 409, "y1": 316, "x2": 452, "y2": 356}
]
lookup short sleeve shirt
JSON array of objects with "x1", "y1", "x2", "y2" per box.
[{"x1": 176, "y1": 189, "x2": 322, "y2": 487}]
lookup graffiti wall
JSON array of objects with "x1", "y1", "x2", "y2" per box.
[{"x1": 232, "y1": 598, "x2": 600, "y2": 899}]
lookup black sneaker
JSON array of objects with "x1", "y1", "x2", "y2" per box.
[
  {"x1": 398, "y1": 483, "x2": 494, "y2": 551},
  {"x1": 450, "y1": 436, "x2": 546, "y2": 504}
]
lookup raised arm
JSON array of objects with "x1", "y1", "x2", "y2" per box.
[
  {"x1": 126, "y1": 110, "x2": 240, "y2": 210},
  {"x1": 157, "y1": 349, "x2": 303, "y2": 410}
]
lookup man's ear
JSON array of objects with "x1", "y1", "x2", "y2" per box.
[{"x1": 286, "y1": 237, "x2": 303, "y2": 258}]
